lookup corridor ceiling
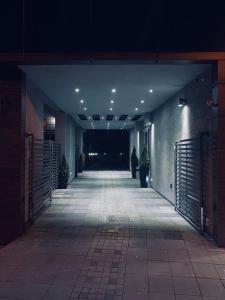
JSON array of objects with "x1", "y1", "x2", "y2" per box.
[{"x1": 20, "y1": 63, "x2": 210, "y2": 130}]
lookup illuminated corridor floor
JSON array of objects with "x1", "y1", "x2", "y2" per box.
[{"x1": 1, "y1": 171, "x2": 225, "y2": 300}]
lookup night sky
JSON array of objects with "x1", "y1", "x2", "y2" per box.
[{"x1": 0, "y1": 1, "x2": 225, "y2": 53}]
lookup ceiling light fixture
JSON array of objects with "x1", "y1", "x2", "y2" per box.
[
  {"x1": 109, "y1": 108, "x2": 113, "y2": 111},
  {"x1": 115, "y1": 116, "x2": 118, "y2": 120},
  {"x1": 110, "y1": 100, "x2": 114, "y2": 104},
  {"x1": 75, "y1": 88, "x2": 80, "y2": 93},
  {"x1": 84, "y1": 107, "x2": 87, "y2": 111},
  {"x1": 135, "y1": 107, "x2": 138, "y2": 111},
  {"x1": 88, "y1": 116, "x2": 91, "y2": 119},
  {"x1": 140, "y1": 100, "x2": 144, "y2": 104},
  {"x1": 112, "y1": 88, "x2": 116, "y2": 93},
  {"x1": 149, "y1": 89, "x2": 153, "y2": 93},
  {"x1": 80, "y1": 99, "x2": 84, "y2": 103},
  {"x1": 102, "y1": 116, "x2": 105, "y2": 120}
]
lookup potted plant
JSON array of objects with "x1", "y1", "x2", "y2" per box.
[
  {"x1": 139, "y1": 145, "x2": 150, "y2": 188},
  {"x1": 59, "y1": 154, "x2": 70, "y2": 188},
  {"x1": 131, "y1": 146, "x2": 139, "y2": 178}
]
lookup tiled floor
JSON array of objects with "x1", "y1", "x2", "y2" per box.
[{"x1": 1, "y1": 171, "x2": 225, "y2": 300}]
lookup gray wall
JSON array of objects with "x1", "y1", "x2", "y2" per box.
[{"x1": 149, "y1": 68, "x2": 212, "y2": 203}]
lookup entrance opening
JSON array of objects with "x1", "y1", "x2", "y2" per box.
[
  {"x1": 84, "y1": 129, "x2": 129, "y2": 170},
  {"x1": 19, "y1": 61, "x2": 214, "y2": 237}
]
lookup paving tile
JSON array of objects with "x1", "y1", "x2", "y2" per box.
[
  {"x1": 122, "y1": 290, "x2": 149, "y2": 300},
  {"x1": 1, "y1": 171, "x2": 225, "y2": 300},
  {"x1": 127, "y1": 247, "x2": 148, "y2": 259},
  {"x1": 149, "y1": 293, "x2": 175, "y2": 300},
  {"x1": 188, "y1": 250, "x2": 213, "y2": 264},
  {"x1": 148, "y1": 262, "x2": 171, "y2": 276},
  {"x1": 149, "y1": 276, "x2": 174, "y2": 294},
  {"x1": 148, "y1": 249, "x2": 168, "y2": 262},
  {"x1": 167, "y1": 249, "x2": 190, "y2": 262},
  {"x1": 43, "y1": 285, "x2": 73, "y2": 300},
  {"x1": 170, "y1": 262, "x2": 195, "y2": 277},
  {"x1": 126, "y1": 258, "x2": 148, "y2": 274},
  {"x1": 175, "y1": 296, "x2": 202, "y2": 300},
  {"x1": 192, "y1": 263, "x2": 219, "y2": 279},
  {"x1": 53, "y1": 267, "x2": 80, "y2": 286},
  {"x1": 197, "y1": 278, "x2": 225, "y2": 297},
  {"x1": 0, "y1": 282, "x2": 49, "y2": 299},
  {"x1": 173, "y1": 277, "x2": 200, "y2": 296},
  {"x1": 129, "y1": 238, "x2": 146, "y2": 248},
  {"x1": 210, "y1": 252, "x2": 225, "y2": 264},
  {"x1": 124, "y1": 273, "x2": 148, "y2": 293},
  {"x1": 215, "y1": 265, "x2": 225, "y2": 279}
]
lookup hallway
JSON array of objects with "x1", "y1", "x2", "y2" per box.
[{"x1": 0, "y1": 171, "x2": 225, "y2": 299}]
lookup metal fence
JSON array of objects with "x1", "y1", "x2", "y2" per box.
[
  {"x1": 27, "y1": 136, "x2": 60, "y2": 222},
  {"x1": 175, "y1": 135, "x2": 208, "y2": 232}
]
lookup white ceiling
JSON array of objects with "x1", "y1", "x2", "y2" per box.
[{"x1": 20, "y1": 63, "x2": 210, "y2": 130}]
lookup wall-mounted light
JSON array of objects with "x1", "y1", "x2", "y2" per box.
[{"x1": 178, "y1": 97, "x2": 188, "y2": 107}]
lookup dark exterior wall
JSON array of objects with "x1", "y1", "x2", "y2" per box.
[
  {"x1": 149, "y1": 69, "x2": 212, "y2": 205},
  {"x1": 0, "y1": 79, "x2": 25, "y2": 244},
  {"x1": 24, "y1": 78, "x2": 44, "y2": 139},
  {"x1": 23, "y1": 77, "x2": 45, "y2": 223}
]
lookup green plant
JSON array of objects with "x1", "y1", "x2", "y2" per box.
[
  {"x1": 140, "y1": 145, "x2": 150, "y2": 167},
  {"x1": 60, "y1": 154, "x2": 70, "y2": 180},
  {"x1": 131, "y1": 146, "x2": 139, "y2": 167}
]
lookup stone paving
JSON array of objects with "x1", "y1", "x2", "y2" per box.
[{"x1": 1, "y1": 171, "x2": 225, "y2": 299}]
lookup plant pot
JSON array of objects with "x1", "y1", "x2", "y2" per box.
[
  {"x1": 59, "y1": 176, "x2": 69, "y2": 189},
  {"x1": 139, "y1": 166, "x2": 149, "y2": 188},
  {"x1": 131, "y1": 166, "x2": 136, "y2": 178}
]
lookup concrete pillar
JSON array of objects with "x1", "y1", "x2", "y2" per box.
[
  {"x1": 215, "y1": 60, "x2": 225, "y2": 246},
  {"x1": 75, "y1": 126, "x2": 84, "y2": 174},
  {"x1": 0, "y1": 66, "x2": 25, "y2": 244},
  {"x1": 55, "y1": 112, "x2": 76, "y2": 182},
  {"x1": 55, "y1": 111, "x2": 66, "y2": 159}
]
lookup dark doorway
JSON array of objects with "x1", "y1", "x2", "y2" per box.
[{"x1": 83, "y1": 130, "x2": 129, "y2": 170}]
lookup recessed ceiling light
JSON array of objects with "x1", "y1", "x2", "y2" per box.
[
  {"x1": 140, "y1": 100, "x2": 144, "y2": 104},
  {"x1": 115, "y1": 116, "x2": 118, "y2": 120},
  {"x1": 80, "y1": 99, "x2": 84, "y2": 103},
  {"x1": 110, "y1": 100, "x2": 114, "y2": 104},
  {"x1": 128, "y1": 116, "x2": 131, "y2": 120},
  {"x1": 102, "y1": 116, "x2": 104, "y2": 120},
  {"x1": 149, "y1": 89, "x2": 153, "y2": 93},
  {"x1": 75, "y1": 88, "x2": 80, "y2": 93},
  {"x1": 109, "y1": 107, "x2": 113, "y2": 111},
  {"x1": 135, "y1": 107, "x2": 138, "y2": 111},
  {"x1": 112, "y1": 88, "x2": 116, "y2": 93},
  {"x1": 88, "y1": 116, "x2": 91, "y2": 119},
  {"x1": 84, "y1": 107, "x2": 87, "y2": 111}
]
